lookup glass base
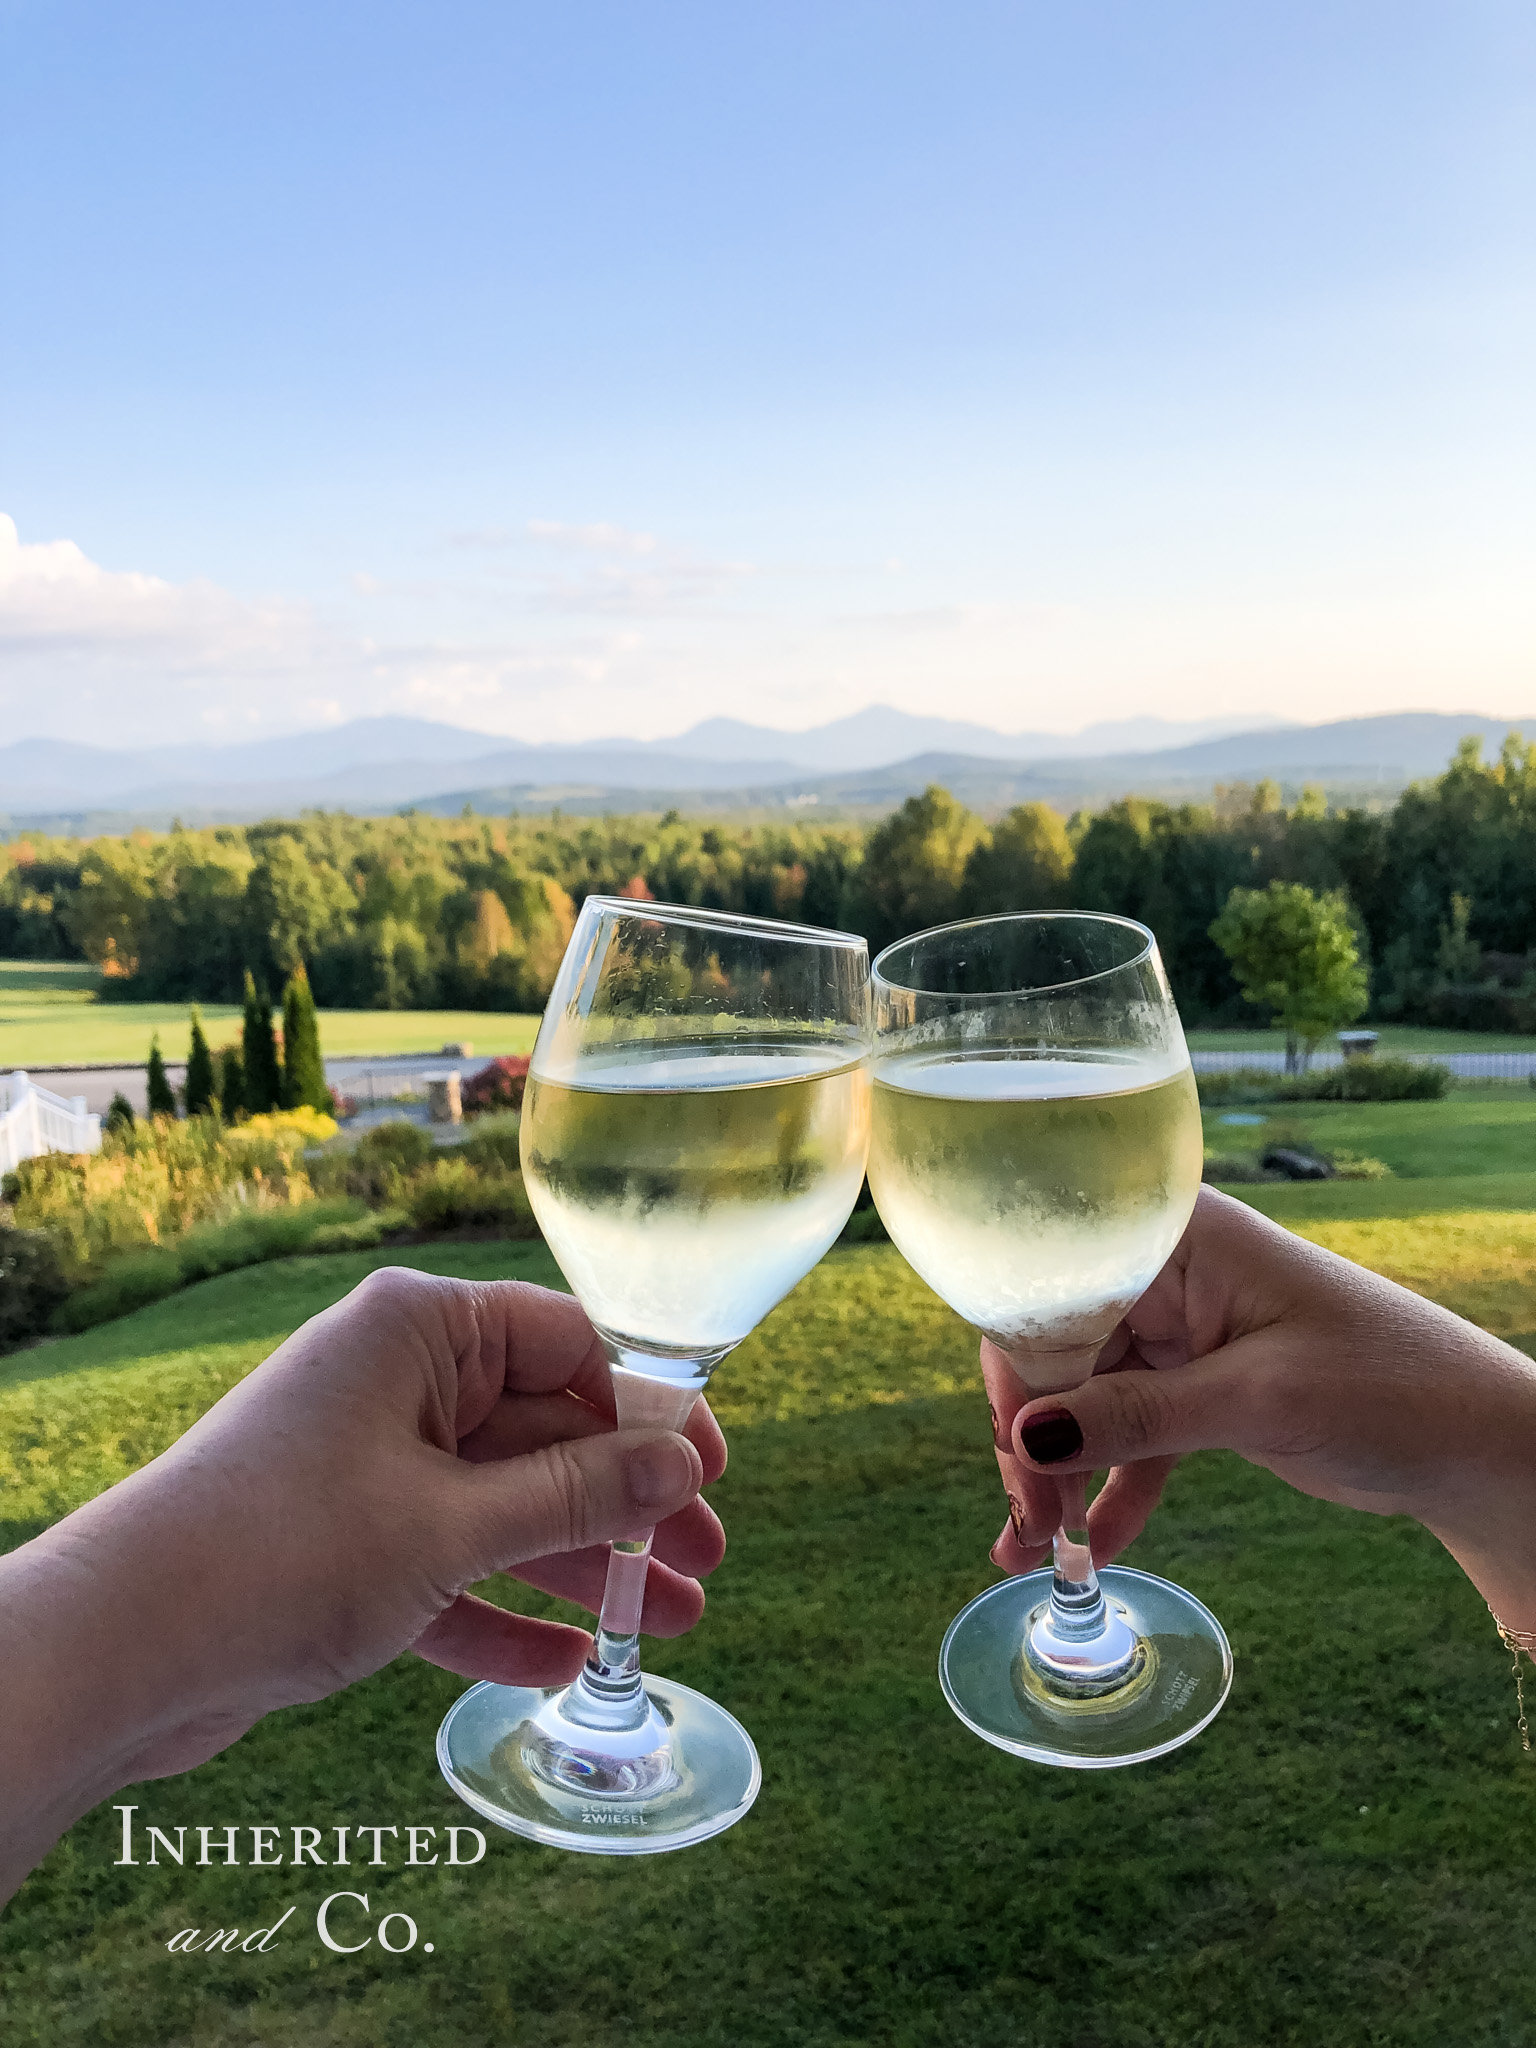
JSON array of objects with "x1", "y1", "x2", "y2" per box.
[
  {"x1": 939, "y1": 1564, "x2": 1232, "y2": 1769},
  {"x1": 437, "y1": 1674, "x2": 762, "y2": 1856}
]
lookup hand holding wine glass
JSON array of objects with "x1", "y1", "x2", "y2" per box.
[
  {"x1": 997, "y1": 1185, "x2": 1536, "y2": 1638},
  {"x1": 438, "y1": 898, "x2": 871, "y2": 1854},
  {"x1": 867, "y1": 911, "x2": 1226, "y2": 1768}
]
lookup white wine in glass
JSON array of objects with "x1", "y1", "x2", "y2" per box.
[
  {"x1": 437, "y1": 899, "x2": 870, "y2": 1853},
  {"x1": 867, "y1": 913, "x2": 1231, "y2": 1769}
]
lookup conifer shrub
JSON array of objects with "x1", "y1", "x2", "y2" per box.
[
  {"x1": 184, "y1": 1006, "x2": 216, "y2": 1117},
  {"x1": 280, "y1": 964, "x2": 330, "y2": 1113},
  {"x1": 242, "y1": 970, "x2": 281, "y2": 1114},
  {"x1": 105, "y1": 1092, "x2": 135, "y2": 1136},
  {"x1": 145, "y1": 1035, "x2": 176, "y2": 1118},
  {"x1": 217, "y1": 1042, "x2": 245, "y2": 1120}
]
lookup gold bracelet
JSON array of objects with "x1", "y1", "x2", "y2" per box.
[{"x1": 1490, "y1": 1609, "x2": 1536, "y2": 1753}]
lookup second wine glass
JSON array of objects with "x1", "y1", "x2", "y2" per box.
[
  {"x1": 866, "y1": 911, "x2": 1231, "y2": 1769},
  {"x1": 437, "y1": 897, "x2": 871, "y2": 1852}
]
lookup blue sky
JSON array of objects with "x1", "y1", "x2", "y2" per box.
[{"x1": 1, "y1": 1, "x2": 1531, "y2": 747}]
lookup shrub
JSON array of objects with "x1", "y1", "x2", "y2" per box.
[
  {"x1": 8, "y1": 1113, "x2": 315, "y2": 1281},
  {"x1": 105, "y1": 1091, "x2": 135, "y2": 1136},
  {"x1": 407, "y1": 1159, "x2": 537, "y2": 1236},
  {"x1": 462, "y1": 1057, "x2": 530, "y2": 1115},
  {"x1": 53, "y1": 1248, "x2": 184, "y2": 1333},
  {"x1": 1284, "y1": 1057, "x2": 1449, "y2": 1102},
  {"x1": 1195, "y1": 1058, "x2": 1449, "y2": 1105},
  {"x1": 184, "y1": 1006, "x2": 216, "y2": 1116},
  {"x1": 280, "y1": 964, "x2": 330, "y2": 1113},
  {"x1": 309, "y1": 1211, "x2": 407, "y2": 1255},
  {"x1": 49, "y1": 1200, "x2": 377, "y2": 1335},
  {"x1": 459, "y1": 1117, "x2": 523, "y2": 1175},
  {"x1": 146, "y1": 1035, "x2": 176, "y2": 1118},
  {"x1": 0, "y1": 1226, "x2": 70, "y2": 1352}
]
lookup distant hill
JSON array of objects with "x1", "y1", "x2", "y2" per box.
[
  {"x1": 2, "y1": 708, "x2": 1532, "y2": 828},
  {"x1": 0, "y1": 707, "x2": 1279, "y2": 813}
]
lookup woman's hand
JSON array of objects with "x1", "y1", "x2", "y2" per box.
[
  {"x1": 1, "y1": 1266, "x2": 725, "y2": 1901},
  {"x1": 983, "y1": 1188, "x2": 1536, "y2": 1629}
]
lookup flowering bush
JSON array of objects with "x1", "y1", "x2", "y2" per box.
[
  {"x1": 461, "y1": 1056, "x2": 530, "y2": 1115},
  {"x1": 2, "y1": 1115, "x2": 316, "y2": 1282}
]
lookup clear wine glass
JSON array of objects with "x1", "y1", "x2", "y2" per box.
[
  {"x1": 437, "y1": 897, "x2": 871, "y2": 1852},
  {"x1": 867, "y1": 911, "x2": 1231, "y2": 1768}
]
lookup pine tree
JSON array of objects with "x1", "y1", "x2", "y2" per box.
[
  {"x1": 280, "y1": 963, "x2": 330, "y2": 1113},
  {"x1": 184, "y1": 1006, "x2": 216, "y2": 1116},
  {"x1": 218, "y1": 1042, "x2": 245, "y2": 1121},
  {"x1": 242, "y1": 970, "x2": 281, "y2": 1115},
  {"x1": 105, "y1": 1091, "x2": 135, "y2": 1136},
  {"x1": 145, "y1": 1035, "x2": 177, "y2": 1118}
]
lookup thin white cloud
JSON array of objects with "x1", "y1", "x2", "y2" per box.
[{"x1": 2, "y1": 512, "x2": 1531, "y2": 753}]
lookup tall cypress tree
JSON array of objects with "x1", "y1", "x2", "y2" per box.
[
  {"x1": 184, "y1": 1006, "x2": 216, "y2": 1117},
  {"x1": 280, "y1": 964, "x2": 330, "y2": 1113},
  {"x1": 218, "y1": 1041, "x2": 245, "y2": 1121},
  {"x1": 145, "y1": 1034, "x2": 177, "y2": 1118},
  {"x1": 242, "y1": 970, "x2": 281, "y2": 1115}
]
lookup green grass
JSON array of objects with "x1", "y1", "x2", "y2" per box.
[
  {"x1": 1204, "y1": 1093, "x2": 1536, "y2": 1181},
  {"x1": 0, "y1": 961, "x2": 537, "y2": 1067},
  {"x1": 6, "y1": 1230, "x2": 1536, "y2": 2046},
  {"x1": 1187, "y1": 1021, "x2": 1536, "y2": 1054}
]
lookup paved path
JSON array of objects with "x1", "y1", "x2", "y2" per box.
[{"x1": 16, "y1": 1047, "x2": 1536, "y2": 1119}]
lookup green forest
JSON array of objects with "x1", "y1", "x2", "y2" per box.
[{"x1": 5, "y1": 734, "x2": 1536, "y2": 1029}]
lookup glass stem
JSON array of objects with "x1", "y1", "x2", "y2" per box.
[
  {"x1": 1049, "y1": 1470, "x2": 1109, "y2": 1643},
  {"x1": 558, "y1": 1354, "x2": 708, "y2": 1735},
  {"x1": 560, "y1": 1532, "x2": 656, "y2": 1731}
]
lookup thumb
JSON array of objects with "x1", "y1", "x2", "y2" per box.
[
  {"x1": 449, "y1": 1427, "x2": 705, "y2": 1580},
  {"x1": 1011, "y1": 1338, "x2": 1276, "y2": 1474}
]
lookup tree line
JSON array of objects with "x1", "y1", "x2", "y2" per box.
[{"x1": 4, "y1": 734, "x2": 1536, "y2": 1028}]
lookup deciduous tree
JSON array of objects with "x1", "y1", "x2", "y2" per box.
[{"x1": 1210, "y1": 882, "x2": 1368, "y2": 1073}]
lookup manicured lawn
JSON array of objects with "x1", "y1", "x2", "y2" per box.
[
  {"x1": 1204, "y1": 1093, "x2": 1536, "y2": 1182},
  {"x1": 5, "y1": 1219, "x2": 1536, "y2": 2046},
  {"x1": 0, "y1": 962, "x2": 538, "y2": 1067}
]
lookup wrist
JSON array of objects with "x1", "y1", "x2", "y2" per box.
[
  {"x1": 1419, "y1": 1342, "x2": 1536, "y2": 1633},
  {"x1": 0, "y1": 1483, "x2": 245, "y2": 1904}
]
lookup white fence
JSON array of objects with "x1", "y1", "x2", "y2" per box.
[
  {"x1": 1189, "y1": 1049, "x2": 1536, "y2": 1080},
  {"x1": 0, "y1": 1072, "x2": 103, "y2": 1175}
]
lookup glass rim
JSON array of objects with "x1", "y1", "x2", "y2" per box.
[
  {"x1": 579, "y1": 895, "x2": 869, "y2": 953},
  {"x1": 871, "y1": 910, "x2": 1156, "y2": 1000}
]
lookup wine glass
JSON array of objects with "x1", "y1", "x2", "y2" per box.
[
  {"x1": 437, "y1": 897, "x2": 871, "y2": 1852},
  {"x1": 867, "y1": 911, "x2": 1231, "y2": 1768}
]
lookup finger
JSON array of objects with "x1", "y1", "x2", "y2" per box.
[
  {"x1": 411, "y1": 1595, "x2": 591, "y2": 1685},
  {"x1": 980, "y1": 1342, "x2": 1076, "y2": 1549},
  {"x1": 515, "y1": 1492, "x2": 726, "y2": 1590},
  {"x1": 459, "y1": 1386, "x2": 729, "y2": 1487},
  {"x1": 988, "y1": 1515, "x2": 1054, "y2": 1576},
  {"x1": 1085, "y1": 1456, "x2": 1182, "y2": 1563},
  {"x1": 1011, "y1": 1337, "x2": 1276, "y2": 1475},
  {"x1": 510, "y1": 1552, "x2": 707, "y2": 1637},
  {"x1": 449, "y1": 1426, "x2": 705, "y2": 1580}
]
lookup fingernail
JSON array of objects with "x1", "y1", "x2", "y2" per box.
[
  {"x1": 989, "y1": 1402, "x2": 1006, "y2": 1450},
  {"x1": 1018, "y1": 1408, "x2": 1083, "y2": 1465},
  {"x1": 627, "y1": 1434, "x2": 697, "y2": 1510}
]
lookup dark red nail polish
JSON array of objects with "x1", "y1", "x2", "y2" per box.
[
  {"x1": 1019, "y1": 1408, "x2": 1083, "y2": 1465},
  {"x1": 989, "y1": 1402, "x2": 1007, "y2": 1451}
]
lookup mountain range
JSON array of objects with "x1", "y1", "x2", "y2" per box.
[{"x1": 0, "y1": 707, "x2": 1528, "y2": 827}]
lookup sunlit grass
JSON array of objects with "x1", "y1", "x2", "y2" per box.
[{"x1": 0, "y1": 961, "x2": 538, "y2": 1066}]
